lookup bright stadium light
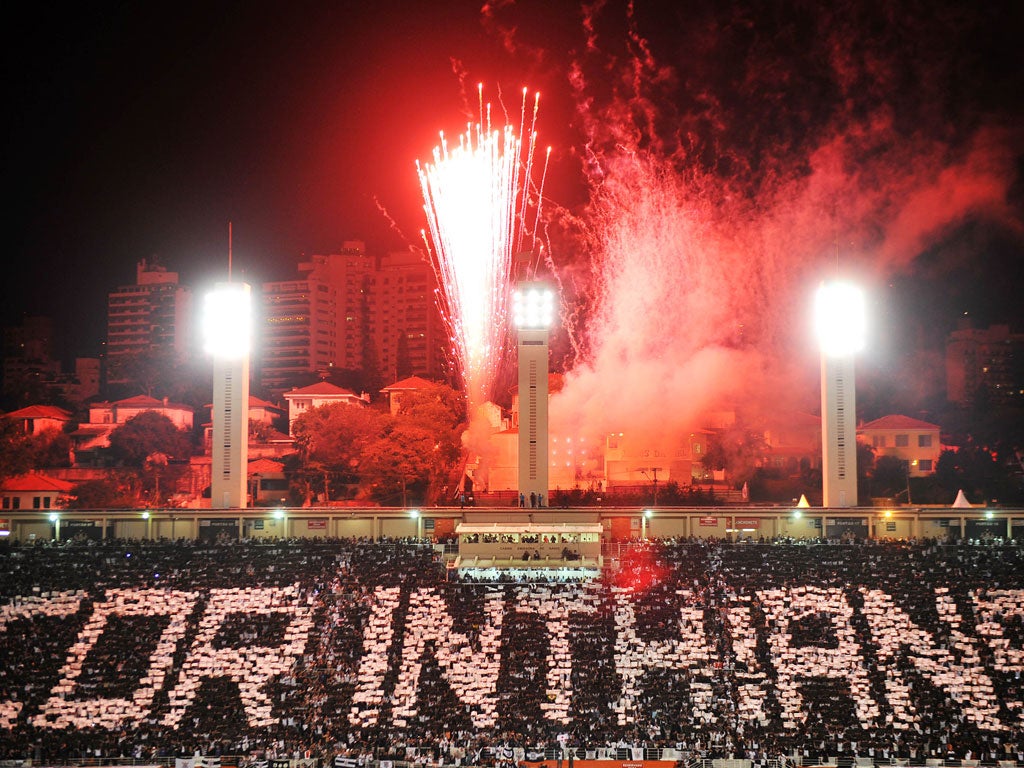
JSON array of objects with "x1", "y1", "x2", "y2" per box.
[
  {"x1": 815, "y1": 281, "x2": 866, "y2": 358},
  {"x1": 513, "y1": 286, "x2": 555, "y2": 329},
  {"x1": 816, "y1": 280, "x2": 864, "y2": 508},
  {"x1": 205, "y1": 281, "x2": 252, "y2": 509},
  {"x1": 203, "y1": 284, "x2": 251, "y2": 359}
]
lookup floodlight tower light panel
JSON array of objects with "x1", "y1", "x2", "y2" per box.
[
  {"x1": 815, "y1": 281, "x2": 866, "y2": 358},
  {"x1": 203, "y1": 284, "x2": 252, "y2": 359},
  {"x1": 513, "y1": 287, "x2": 555, "y2": 329}
]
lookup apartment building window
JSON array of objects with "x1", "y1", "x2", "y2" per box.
[
  {"x1": 895, "y1": 434, "x2": 909, "y2": 447},
  {"x1": 918, "y1": 434, "x2": 933, "y2": 447},
  {"x1": 918, "y1": 459, "x2": 933, "y2": 472},
  {"x1": 873, "y1": 435, "x2": 887, "y2": 448}
]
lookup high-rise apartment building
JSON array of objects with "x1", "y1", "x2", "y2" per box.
[
  {"x1": 259, "y1": 245, "x2": 447, "y2": 396},
  {"x1": 946, "y1": 321, "x2": 1024, "y2": 406},
  {"x1": 259, "y1": 242, "x2": 372, "y2": 393},
  {"x1": 369, "y1": 250, "x2": 446, "y2": 385},
  {"x1": 106, "y1": 260, "x2": 192, "y2": 382}
]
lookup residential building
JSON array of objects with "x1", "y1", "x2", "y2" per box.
[
  {"x1": 0, "y1": 316, "x2": 98, "y2": 404},
  {"x1": 106, "y1": 259, "x2": 193, "y2": 382},
  {"x1": 1, "y1": 473, "x2": 75, "y2": 511},
  {"x1": 379, "y1": 375, "x2": 438, "y2": 415},
  {"x1": 369, "y1": 250, "x2": 446, "y2": 385},
  {"x1": 282, "y1": 381, "x2": 369, "y2": 435},
  {"x1": 258, "y1": 244, "x2": 447, "y2": 396},
  {"x1": 946, "y1": 321, "x2": 1024, "y2": 406},
  {"x1": 1, "y1": 315, "x2": 58, "y2": 362},
  {"x1": 199, "y1": 395, "x2": 292, "y2": 460},
  {"x1": 2, "y1": 405, "x2": 73, "y2": 436},
  {"x1": 761, "y1": 411, "x2": 822, "y2": 475},
  {"x1": 858, "y1": 414, "x2": 942, "y2": 477},
  {"x1": 70, "y1": 394, "x2": 194, "y2": 467},
  {"x1": 259, "y1": 243, "x2": 372, "y2": 394}
]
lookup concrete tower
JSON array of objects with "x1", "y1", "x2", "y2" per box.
[
  {"x1": 816, "y1": 281, "x2": 865, "y2": 508},
  {"x1": 204, "y1": 282, "x2": 251, "y2": 509},
  {"x1": 514, "y1": 283, "x2": 555, "y2": 505}
]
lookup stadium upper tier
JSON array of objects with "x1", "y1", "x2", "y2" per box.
[{"x1": 1, "y1": 538, "x2": 1022, "y2": 764}]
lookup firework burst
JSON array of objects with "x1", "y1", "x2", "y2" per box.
[{"x1": 418, "y1": 86, "x2": 549, "y2": 411}]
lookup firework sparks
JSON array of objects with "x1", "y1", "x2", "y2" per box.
[{"x1": 418, "y1": 86, "x2": 548, "y2": 411}]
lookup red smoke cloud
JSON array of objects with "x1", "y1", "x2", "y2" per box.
[{"x1": 493, "y1": 0, "x2": 1024, "y2": 445}]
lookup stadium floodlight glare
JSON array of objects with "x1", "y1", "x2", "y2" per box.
[
  {"x1": 206, "y1": 281, "x2": 251, "y2": 509},
  {"x1": 203, "y1": 284, "x2": 251, "y2": 359},
  {"x1": 815, "y1": 281, "x2": 866, "y2": 358},
  {"x1": 816, "y1": 279, "x2": 864, "y2": 508},
  {"x1": 513, "y1": 286, "x2": 555, "y2": 329}
]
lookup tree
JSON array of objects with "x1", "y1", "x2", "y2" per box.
[
  {"x1": 26, "y1": 427, "x2": 72, "y2": 469},
  {"x1": 934, "y1": 442, "x2": 1009, "y2": 505},
  {"x1": 871, "y1": 454, "x2": 908, "y2": 498},
  {"x1": 291, "y1": 403, "x2": 389, "y2": 502},
  {"x1": 393, "y1": 383, "x2": 467, "y2": 501},
  {"x1": 360, "y1": 422, "x2": 438, "y2": 505},
  {"x1": 107, "y1": 411, "x2": 193, "y2": 467},
  {"x1": 0, "y1": 419, "x2": 33, "y2": 484},
  {"x1": 66, "y1": 477, "x2": 137, "y2": 509},
  {"x1": 856, "y1": 441, "x2": 876, "y2": 503}
]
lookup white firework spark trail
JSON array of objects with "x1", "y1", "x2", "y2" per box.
[{"x1": 418, "y1": 86, "x2": 548, "y2": 412}]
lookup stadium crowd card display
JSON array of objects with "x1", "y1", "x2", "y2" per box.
[{"x1": 1, "y1": 541, "x2": 1022, "y2": 758}]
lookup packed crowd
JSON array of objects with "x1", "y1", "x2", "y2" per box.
[{"x1": 0, "y1": 535, "x2": 1021, "y2": 765}]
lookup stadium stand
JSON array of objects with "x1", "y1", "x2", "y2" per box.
[{"x1": 0, "y1": 536, "x2": 1022, "y2": 767}]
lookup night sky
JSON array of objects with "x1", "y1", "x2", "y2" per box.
[{"x1": 5, "y1": 0, "x2": 1023, "y2": 391}]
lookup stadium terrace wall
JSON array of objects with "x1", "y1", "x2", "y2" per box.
[
  {"x1": 1, "y1": 539, "x2": 1023, "y2": 764},
  {"x1": 2, "y1": 506, "x2": 1022, "y2": 544}
]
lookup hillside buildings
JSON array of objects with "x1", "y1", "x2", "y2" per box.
[
  {"x1": 258, "y1": 244, "x2": 445, "y2": 396},
  {"x1": 1, "y1": 316, "x2": 100, "y2": 404},
  {"x1": 946, "y1": 321, "x2": 1024, "y2": 407},
  {"x1": 369, "y1": 250, "x2": 446, "y2": 385},
  {"x1": 106, "y1": 259, "x2": 193, "y2": 383},
  {"x1": 857, "y1": 414, "x2": 942, "y2": 476},
  {"x1": 259, "y1": 242, "x2": 373, "y2": 392}
]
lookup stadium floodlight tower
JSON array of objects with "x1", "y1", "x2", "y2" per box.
[
  {"x1": 203, "y1": 282, "x2": 251, "y2": 509},
  {"x1": 815, "y1": 280, "x2": 866, "y2": 508},
  {"x1": 513, "y1": 282, "x2": 555, "y2": 506}
]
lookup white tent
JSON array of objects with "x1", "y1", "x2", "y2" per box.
[
  {"x1": 951, "y1": 488, "x2": 973, "y2": 508},
  {"x1": 797, "y1": 494, "x2": 811, "y2": 508}
]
